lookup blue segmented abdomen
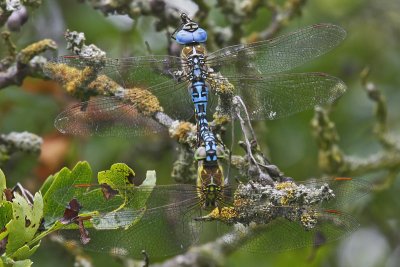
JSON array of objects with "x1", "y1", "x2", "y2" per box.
[
  {"x1": 190, "y1": 81, "x2": 217, "y2": 165},
  {"x1": 201, "y1": 127, "x2": 218, "y2": 164},
  {"x1": 190, "y1": 81, "x2": 208, "y2": 117}
]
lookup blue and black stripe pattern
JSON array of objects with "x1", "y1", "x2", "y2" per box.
[{"x1": 176, "y1": 15, "x2": 218, "y2": 166}]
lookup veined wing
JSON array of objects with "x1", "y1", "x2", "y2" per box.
[
  {"x1": 200, "y1": 178, "x2": 367, "y2": 253},
  {"x1": 236, "y1": 209, "x2": 359, "y2": 253},
  {"x1": 55, "y1": 183, "x2": 203, "y2": 259},
  {"x1": 265, "y1": 177, "x2": 371, "y2": 210},
  {"x1": 50, "y1": 55, "x2": 194, "y2": 123},
  {"x1": 206, "y1": 24, "x2": 346, "y2": 77},
  {"x1": 50, "y1": 55, "x2": 184, "y2": 90},
  {"x1": 54, "y1": 183, "x2": 199, "y2": 216},
  {"x1": 73, "y1": 198, "x2": 202, "y2": 259},
  {"x1": 54, "y1": 96, "x2": 165, "y2": 137},
  {"x1": 215, "y1": 72, "x2": 346, "y2": 120},
  {"x1": 97, "y1": 56, "x2": 194, "y2": 120},
  {"x1": 289, "y1": 177, "x2": 371, "y2": 209}
]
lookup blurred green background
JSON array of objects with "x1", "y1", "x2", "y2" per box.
[{"x1": 0, "y1": 0, "x2": 399, "y2": 266}]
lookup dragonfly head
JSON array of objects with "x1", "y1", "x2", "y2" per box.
[{"x1": 174, "y1": 13, "x2": 207, "y2": 45}]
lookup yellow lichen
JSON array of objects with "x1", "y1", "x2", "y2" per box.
[
  {"x1": 87, "y1": 74, "x2": 120, "y2": 95},
  {"x1": 275, "y1": 181, "x2": 295, "y2": 190},
  {"x1": 300, "y1": 209, "x2": 318, "y2": 229},
  {"x1": 124, "y1": 87, "x2": 163, "y2": 116},
  {"x1": 46, "y1": 61, "x2": 162, "y2": 117},
  {"x1": 44, "y1": 63, "x2": 92, "y2": 94},
  {"x1": 207, "y1": 207, "x2": 238, "y2": 222},
  {"x1": 233, "y1": 196, "x2": 250, "y2": 208},
  {"x1": 212, "y1": 113, "x2": 231, "y2": 125},
  {"x1": 207, "y1": 75, "x2": 235, "y2": 96},
  {"x1": 170, "y1": 121, "x2": 194, "y2": 142},
  {"x1": 18, "y1": 39, "x2": 57, "y2": 64},
  {"x1": 276, "y1": 182, "x2": 295, "y2": 205}
]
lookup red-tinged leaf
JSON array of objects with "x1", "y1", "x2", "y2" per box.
[
  {"x1": 60, "y1": 199, "x2": 82, "y2": 225},
  {"x1": 3, "y1": 188, "x2": 13, "y2": 201},
  {"x1": 78, "y1": 220, "x2": 90, "y2": 245},
  {"x1": 100, "y1": 184, "x2": 119, "y2": 200}
]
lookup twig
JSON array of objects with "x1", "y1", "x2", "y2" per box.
[
  {"x1": 151, "y1": 226, "x2": 262, "y2": 267},
  {"x1": 312, "y1": 70, "x2": 400, "y2": 177},
  {"x1": 0, "y1": 37, "x2": 57, "y2": 89},
  {"x1": 0, "y1": 131, "x2": 43, "y2": 166},
  {"x1": 247, "y1": 0, "x2": 308, "y2": 42},
  {"x1": 232, "y1": 96, "x2": 285, "y2": 184}
]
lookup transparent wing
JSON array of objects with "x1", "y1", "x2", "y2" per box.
[
  {"x1": 214, "y1": 73, "x2": 346, "y2": 120},
  {"x1": 238, "y1": 210, "x2": 359, "y2": 253},
  {"x1": 54, "y1": 96, "x2": 165, "y2": 137},
  {"x1": 98, "y1": 56, "x2": 194, "y2": 120},
  {"x1": 51, "y1": 55, "x2": 194, "y2": 123},
  {"x1": 55, "y1": 184, "x2": 203, "y2": 259},
  {"x1": 295, "y1": 177, "x2": 371, "y2": 209},
  {"x1": 73, "y1": 199, "x2": 201, "y2": 259},
  {"x1": 206, "y1": 24, "x2": 346, "y2": 76},
  {"x1": 59, "y1": 199, "x2": 202, "y2": 259},
  {"x1": 52, "y1": 55, "x2": 184, "y2": 90},
  {"x1": 53, "y1": 183, "x2": 199, "y2": 214}
]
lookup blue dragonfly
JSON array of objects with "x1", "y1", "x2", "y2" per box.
[{"x1": 47, "y1": 14, "x2": 347, "y2": 139}]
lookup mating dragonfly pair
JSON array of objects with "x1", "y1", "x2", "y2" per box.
[{"x1": 46, "y1": 13, "x2": 358, "y2": 259}]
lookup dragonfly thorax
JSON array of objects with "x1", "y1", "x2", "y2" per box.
[
  {"x1": 181, "y1": 46, "x2": 208, "y2": 81},
  {"x1": 197, "y1": 164, "x2": 224, "y2": 209}
]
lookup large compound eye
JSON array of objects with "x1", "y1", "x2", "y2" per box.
[
  {"x1": 176, "y1": 30, "x2": 194, "y2": 45},
  {"x1": 195, "y1": 146, "x2": 206, "y2": 160},
  {"x1": 193, "y1": 28, "x2": 207, "y2": 43}
]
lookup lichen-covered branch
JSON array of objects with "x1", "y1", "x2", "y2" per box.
[
  {"x1": 75, "y1": 0, "x2": 307, "y2": 52},
  {"x1": 1, "y1": 0, "x2": 41, "y2": 29},
  {"x1": 151, "y1": 227, "x2": 260, "y2": 267},
  {"x1": 248, "y1": 0, "x2": 307, "y2": 41},
  {"x1": 360, "y1": 67, "x2": 399, "y2": 150},
  {"x1": 229, "y1": 96, "x2": 286, "y2": 184},
  {"x1": 0, "y1": 1, "x2": 51, "y2": 89},
  {"x1": 82, "y1": 0, "x2": 183, "y2": 32},
  {"x1": 312, "y1": 70, "x2": 400, "y2": 178},
  {"x1": 0, "y1": 33, "x2": 57, "y2": 89},
  {"x1": 0, "y1": 131, "x2": 42, "y2": 166},
  {"x1": 151, "y1": 177, "x2": 349, "y2": 267}
]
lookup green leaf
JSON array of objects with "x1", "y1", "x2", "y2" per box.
[
  {"x1": 0, "y1": 256, "x2": 33, "y2": 267},
  {"x1": 13, "y1": 259, "x2": 32, "y2": 267},
  {"x1": 11, "y1": 242, "x2": 40, "y2": 261},
  {"x1": 97, "y1": 163, "x2": 135, "y2": 190},
  {"x1": 0, "y1": 202, "x2": 12, "y2": 237},
  {"x1": 40, "y1": 163, "x2": 155, "y2": 232},
  {"x1": 98, "y1": 164, "x2": 155, "y2": 210},
  {"x1": 0, "y1": 168, "x2": 6, "y2": 202},
  {"x1": 42, "y1": 161, "x2": 93, "y2": 226},
  {"x1": 38, "y1": 174, "x2": 55, "y2": 196},
  {"x1": 5, "y1": 192, "x2": 43, "y2": 260},
  {"x1": 91, "y1": 167, "x2": 156, "y2": 230}
]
